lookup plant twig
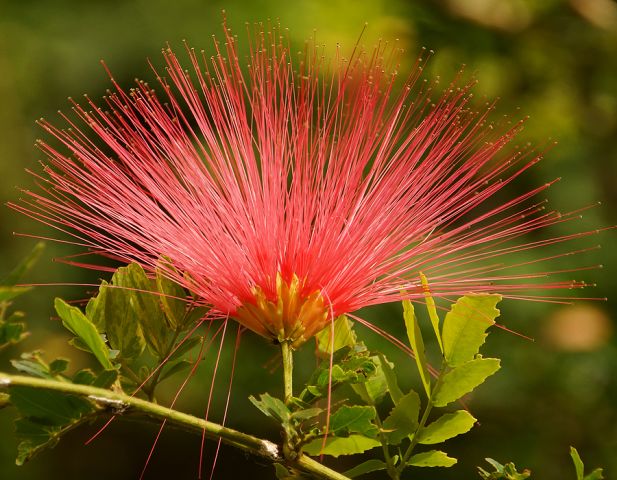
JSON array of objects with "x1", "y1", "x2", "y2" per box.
[
  {"x1": 0, "y1": 372, "x2": 350, "y2": 480},
  {"x1": 281, "y1": 340, "x2": 293, "y2": 404},
  {"x1": 399, "y1": 361, "x2": 447, "y2": 471}
]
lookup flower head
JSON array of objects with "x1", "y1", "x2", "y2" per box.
[{"x1": 13, "y1": 23, "x2": 596, "y2": 347}]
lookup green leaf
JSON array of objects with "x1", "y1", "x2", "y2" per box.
[
  {"x1": 0, "y1": 321, "x2": 28, "y2": 347},
  {"x1": 11, "y1": 352, "x2": 55, "y2": 379},
  {"x1": 571, "y1": 447, "x2": 585, "y2": 480},
  {"x1": 344, "y1": 459, "x2": 387, "y2": 477},
  {"x1": 330, "y1": 406, "x2": 378, "y2": 438},
  {"x1": 167, "y1": 336, "x2": 201, "y2": 363},
  {"x1": 300, "y1": 345, "x2": 377, "y2": 404},
  {"x1": 103, "y1": 267, "x2": 146, "y2": 360},
  {"x1": 402, "y1": 299, "x2": 431, "y2": 397},
  {"x1": 54, "y1": 298, "x2": 114, "y2": 370},
  {"x1": 10, "y1": 386, "x2": 93, "y2": 427},
  {"x1": 48, "y1": 359, "x2": 69, "y2": 376},
  {"x1": 316, "y1": 315, "x2": 357, "y2": 356},
  {"x1": 92, "y1": 369, "x2": 118, "y2": 389},
  {"x1": 571, "y1": 447, "x2": 604, "y2": 480},
  {"x1": 478, "y1": 458, "x2": 531, "y2": 479},
  {"x1": 351, "y1": 355, "x2": 388, "y2": 405},
  {"x1": 0, "y1": 242, "x2": 45, "y2": 286},
  {"x1": 113, "y1": 264, "x2": 170, "y2": 355},
  {"x1": 0, "y1": 286, "x2": 31, "y2": 303},
  {"x1": 156, "y1": 261, "x2": 187, "y2": 330},
  {"x1": 417, "y1": 410, "x2": 476, "y2": 444},
  {"x1": 72, "y1": 369, "x2": 96, "y2": 385},
  {"x1": 585, "y1": 470, "x2": 605, "y2": 480},
  {"x1": 409, "y1": 450, "x2": 457, "y2": 467},
  {"x1": 273, "y1": 463, "x2": 292, "y2": 479},
  {"x1": 85, "y1": 281, "x2": 108, "y2": 332},
  {"x1": 433, "y1": 358, "x2": 501, "y2": 407},
  {"x1": 159, "y1": 360, "x2": 192, "y2": 383},
  {"x1": 442, "y1": 295, "x2": 501, "y2": 367},
  {"x1": 377, "y1": 353, "x2": 404, "y2": 405},
  {"x1": 249, "y1": 393, "x2": 291, "y2": 424},
  {"x1": 382, "y1": 390, "x2": 421, "y2": 445},
  {"x1": 290, "y1": 408, "x2": 322, "y2": 421},
  {"x1": 420, "y1": 273, "x2": 443, "y2": 352},
  {"x1": 14, "y1": 417, "x2": 59, "y2": 465},
  {"x1": 302, "y1": 434, "x2": 380, "y2": 457}
]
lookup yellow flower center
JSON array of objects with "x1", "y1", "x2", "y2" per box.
[{"x1": 234, "y1": 273, "x2": 329, "y2": 347}]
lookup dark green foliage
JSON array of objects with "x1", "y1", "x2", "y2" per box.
[
  {"x1": 476, "y1": 449, "x2": 605, "y2": 480},
  {"x1": 10, "y1": 386, "x2": 94, "y2": 465},
  {"x1": 3, "y1": 262, "x2": 207, "y2": 465},
  {"x1": 0, "y1": 243, "x2": 45, "y2": 351},
  {"x1": 478, "y1": 458, "x2": 531, "y2": 479},
  {"x1": 570, "y1": 447, "x2": 604, "y2": 480}
]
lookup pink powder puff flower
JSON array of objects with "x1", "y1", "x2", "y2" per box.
[{"x1": 12, "y1": 23, "x2": 600, "y2": 348}]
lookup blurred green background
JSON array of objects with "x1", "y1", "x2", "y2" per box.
[{"x1": 1, "y1": 0, "x2": 616, "y2": 479}]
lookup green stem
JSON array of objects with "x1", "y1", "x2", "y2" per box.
[
  {"x1": 280, "y1": 340, "x2": 297, "y2": 461},
  {"x1": 144, "y1": 329, "x2": 182, "y2": 401},
  {"x1": 400, "y1": 362, "x2": 447, "y2": 471},
  {"x1": 0, "y1": 372, "x2": 349, "y2": 480},
  {"x1": 281, "y1": 340, "x2": 293, "y2": 404},
  {"x1": 373, "y1": 413, "x2": 400, "y2": 480}
]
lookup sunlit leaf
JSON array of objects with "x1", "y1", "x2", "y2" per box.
[
  {"x1": 433, "y1": 358, "x2": 500, "y2": 407},
  {"x1": 377, "y1": 353, "x2": 404, "y2": 405},
  {"x1": 343, "y1": 459, "x2": 387, "y2": 477},
  {"x1": 302, "y1": 434, "x2": 380, "y2": 457},
  {"x1": 11, "y1": 352, "x2": 55, "y2": 379},
  {"x1": 585, "y1": 470, "x2": 605, "y2": 480},
  {"x1": 409, "y1": 449, "x2": 457, "y2": 467},
  {"x1": 249, "y1": 393, "x2": 291, "y2": 424},
  {"x1": 419, "y1": 273, "x2": 443, "y2": 352},
  {"x1": 85, "y1": 281, "x2": 108, "y2": 332},
  {"x1": 570, "y1": 447, "x2": 604, "y2": 480},
  {"x1": 98, "y1": 281, "x2": 146, "y2": 361},
  {"x1": 110, "y1": 264, "x2": 168, "y2": 355},
  {"x1": 478, "y1": 458, "x2": 531, "y2": 479},
  {"x1": 290, "y1": 408, "x2": 322, "y2": 421},
  {"x1": 301, "y1": 345, "x2": 377, "y2": 404},
  {"x1": 10, "y1": 358, "x2": 49, "y2": 379},
  {"x1": 156, "y1": 264, "x2": 187, "y2": 330},
  {"x1": 571, "y1": 447, "x2": 585, "y2": 480},
  {"x1": 330, "y1": 405, "x2": 378, "y2": 438},
  {"x1": 54, "y1": 298, "x2": 114, "y2": 370},
  {"x1": 383, "y1": 390, "x2": 421, "y2": 445},
  {"x1": 316, "y1": 315, "x2": 357, "y2": 356},
  {"x1": 402, "y1": 299, "x2": 431, "y2": 397},
  {"x1": 442, "y1": 295, "x2": 501, "y2": 367},
  {"x1": 417, "y1": 410, "x2": 476, "y2": 444}
]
